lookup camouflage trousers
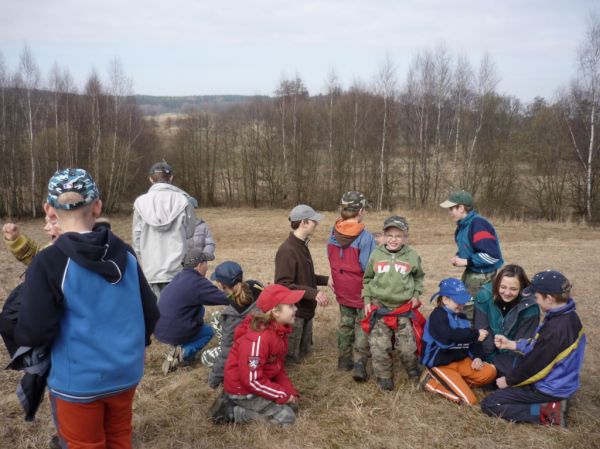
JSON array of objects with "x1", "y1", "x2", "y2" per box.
[
  {"x1": 369, "y1": 315, "x2": 418, "y2": 380},
  {"x1": 338, "y1": 305, "x2": 370, "y2": 362},
  {"x1": 201, "y1": 311, "x2": 223, "y2": 368},
  {"x1": 461, "y1": 270, "x2": 496, "y2": 321},
  {"x1": 227, "y1": 394, "x2": 296, "y2": 426},
  {"x1": 287, "y1": 317, "x2": 313, "y2": 362}
]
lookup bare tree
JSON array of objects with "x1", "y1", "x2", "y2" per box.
[
  {"x1": 565, "y1": 13, "x2": 600, "y2": 222},
  {"x1": 18, "y1": 44, "x2": 41, "y2": 217},
  {"x1": 374, "y1": 55, "x2": 396, "y2": 210}
]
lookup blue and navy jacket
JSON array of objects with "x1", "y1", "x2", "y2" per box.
[
  {"x1": 455, "y1": 211, "x2": 503, "y2": 274},
  {"x1": 154, "y1": 268, "x2": 229, "y2": 345},
  {"x1": 421, "y1": 306, "x2": 485, "y2": 367},
  {"x1": 14, "y1": 228, "x2": 159, "y2": 403},
  {"x1": 506, "y1": 299, "x2": 585, "y2": 399}
]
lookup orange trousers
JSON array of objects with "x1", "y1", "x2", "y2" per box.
[
  {"x1": 423, "y1": 358, "x2": 496, "y2": 405},
  {"x1": 50, "y1": 387, "x2": 136, "y2": 449}
]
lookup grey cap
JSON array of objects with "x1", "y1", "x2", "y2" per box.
[
  {"x1": 182, "y1": 248, "x2": 215, "y2": 268},
  {"x1": 149, "y1": 161, "x2": 173, "y2": 176},
  {"x1": 383, "y1": 215, "x2": 409, "y2": 232},
  {"x1": 289, "y1": 204, "x2": 324, "y2": 222}
]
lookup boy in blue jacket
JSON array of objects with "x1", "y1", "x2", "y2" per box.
[
  {"x1": 15, "y1": 168, "x2": 159, "y2": 449},
  {"x1": 327, "y1": 191, "x2": 376, "y2": 381},
  {"x1": 440, "y1": 190, "x2": 504, "y2": 320},
  {"x1": 155, "y1": 248, "x2": 231, "y2": 374},
  {"x1": 481, "y1": 270, "x2": 586, "y2": 427}
]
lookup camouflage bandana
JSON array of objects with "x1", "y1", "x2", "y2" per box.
[{"x1": 47, "y1": 168, "x2": 100, "y2": 210}]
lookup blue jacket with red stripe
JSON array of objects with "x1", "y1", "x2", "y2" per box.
[{"x1": 455, "y1": 211, "x2": 503, "y2": 273}]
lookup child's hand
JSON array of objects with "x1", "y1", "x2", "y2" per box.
[
  {"x1": 471, "y1": 358, "x2": 484, "y2": 370},
  {"x1": 2, "y1": 223, "x2": 19, "y2": 241},
  {"x1": 451, "y1": 256, "x2": 468, "y2": 267},
  {"x1": 478, "y1": 329, "x2": 489, "y2": 342},
  {"x1": 494, "y1": 335, "x2": 516, "y2": 350},
  {"x1": 316, "y1": 291, "x2": 329, "y2": 307},
  {"x1": 364, "y1": 303, "x2": 372, "y2": 315},
  {"x1": 410, "y1": 297, "x2": 420, "y2": 307},
  {"x1": 496, "y1": 376, "x2": 508, "y2": 389},
  {"x1": 286, "y1": 395, "x2": 298, "y2": 404}
]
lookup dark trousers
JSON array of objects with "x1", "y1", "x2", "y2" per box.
[{"x1": 481, "y1": 385, "x2": 560, "y2": 424}]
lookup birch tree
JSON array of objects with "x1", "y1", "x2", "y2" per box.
[{"x1": 374, "y1": 56, "x2": 396, "y2": 210}]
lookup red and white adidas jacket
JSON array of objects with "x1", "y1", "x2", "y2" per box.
[{"x1": 223, "y1": 315, "x2": 298, "y2": 404}]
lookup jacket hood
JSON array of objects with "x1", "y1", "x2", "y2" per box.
[
  {"x1": 134, "y1": 183, "x2": 192, "y2": 230},
  {"x1": 332, "y1": 219, "x2": 364, "y2": 247},
  {"x1": 54, "y1": 228, "x2": 128, "y2": 284},
  {"x1": 223, "y1": 301, "x2": 257, "y2": 318}
]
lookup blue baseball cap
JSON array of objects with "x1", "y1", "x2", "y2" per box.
[
  {"x1": 430, "y1": 278, "x2": 472, "y2": 305},
  {"x1": 210, "y1": 261, "x2": 243, "y2": 287},
  {"x1": 47, "y1": 168, "x2": 100, "y2": 210},
  {"x1": 523, "y1": 270, "x2": 571, "y2": 296}
]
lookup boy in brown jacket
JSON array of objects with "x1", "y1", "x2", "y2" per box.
[{"x1": 274, "y1": 204, "x2": 330, "y2": 363}]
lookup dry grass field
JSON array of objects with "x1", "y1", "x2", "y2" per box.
[{"x1": 1, "y1": 208, "x2": 599, "y2": 449}]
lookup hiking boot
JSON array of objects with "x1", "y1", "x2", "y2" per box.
[
  {"x1": 48, "y1": 435, "x2": 61, "y2": 449},
  {"x1": 337, "y1": 355, "x2": 354, "y2": 371},
  {"x1": 352, "y1": 360, "x2": 368, "y2": 382},
  {"x1": 540, "y1": 399, "x2": 568, "y2": 427},
  {"x1": 377, "y1": 377, "x2": 394, "y2": 392},
  {"x1": 407, "y1": 368, "x2": 421, "y2": 381},
  {"x1": 161, "y1": 346, "x2": 184, "y2": 375},
  {"x1": 208, "y1": 393, "x2": 234, "y2": 424},
  {"x1": 418, "y1": 367, "x2": 434, "y2": 390}
]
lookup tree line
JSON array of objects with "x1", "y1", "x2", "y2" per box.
[{"x1": 1, "y1": 16, "x2": 599, "y2": 221}]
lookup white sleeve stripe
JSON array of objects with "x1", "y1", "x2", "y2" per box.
[
  {"x1": 247, "y1": 335, "x2": 287, "y2": 398},
  {"x1": 478, "y1": 253, "x2": 499, "y2": 264}
]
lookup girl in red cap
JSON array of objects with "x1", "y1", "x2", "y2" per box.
[{"x1": 208, "y1": 284, "x2": 303, "y2": 426}]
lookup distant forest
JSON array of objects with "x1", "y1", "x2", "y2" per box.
[{"x1": 1, "y1": 17, "x2": 599, "y2": 222}]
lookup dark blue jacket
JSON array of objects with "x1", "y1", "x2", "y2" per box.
[
  {"x1": 506, "y1": 299, "x2": 585, "y2": 399},
  {"x1": 154, "y1": 268, "x2": 229, "y2": 345},
  {"x1": 455, "y1": 211, "x2": 503, "y2": 273},
  {"x1": 14, "y1": 228, "x2": 159, "y2": 403},
  {"x1": 421, "y1": 306, "x2": 485, "y2": 367}
]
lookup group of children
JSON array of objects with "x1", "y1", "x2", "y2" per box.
[{"x1": 0, "y1": 169, "x2": 588, "y2": 448}]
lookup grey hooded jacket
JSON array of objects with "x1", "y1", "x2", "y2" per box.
[{"x1": 133, "y1": 182, "x2": 197, "y2": 284}]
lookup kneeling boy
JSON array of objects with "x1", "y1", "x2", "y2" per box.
[{"x1": 481, "y1": 270, "x2": 586, "y2": 426}]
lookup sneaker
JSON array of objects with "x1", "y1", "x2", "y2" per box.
[
  {"x1": 540, "y1": 399, "x2": 568, "y2": 427},
  {"x1": 208, "y1": 394, "x2": 234, "y2": 424},
  {"x1": 377, "y1": 377, "x2": 394, "y2": 392},
  {"x1": 161, "y1": 346, "x2": 184, "y2": 375},
  {"x1": 337, "y1": 356, "x2": 354, "y2": 371},
  {"x1": 352, "y1": 360, "x2": 368, "y2": 382}
]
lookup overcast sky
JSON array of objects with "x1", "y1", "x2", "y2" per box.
[{"x1": 0, "y1": 1, "x2": 596, "y2": 102}]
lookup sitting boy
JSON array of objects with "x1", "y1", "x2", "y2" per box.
[
  {"x1": 481, "y1": 270, "x2": 586, "y2": 426},
  {"x1": 14, "y1": 168, "x2": 159, "y2": 448}
]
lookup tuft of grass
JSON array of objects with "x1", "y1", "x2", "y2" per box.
[{"x1": 1, "y1": 208, "x2": 600, "y2": 449}]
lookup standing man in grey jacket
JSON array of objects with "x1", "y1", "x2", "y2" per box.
[{"x1": 133, "y1": 161, "x2": 197, "y2": 296}]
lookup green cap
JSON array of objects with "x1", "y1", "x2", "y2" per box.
[{"x1": 440, "y1": 190, "x2": 474, "y2": 208}]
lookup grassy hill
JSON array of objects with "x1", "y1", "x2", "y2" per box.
[{"x1": 135, "y1": 94, "x2": 270, "y2": 115}]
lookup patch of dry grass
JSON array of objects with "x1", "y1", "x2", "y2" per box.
[{"x1": 1, "y1": 208, "x2": 599, "y2": 449}]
